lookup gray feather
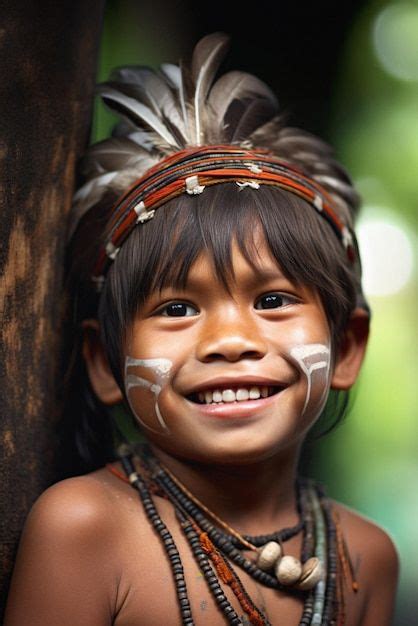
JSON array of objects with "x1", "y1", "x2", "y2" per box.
[
  {"x1": 158, "y1": 62, "x2": 190, "y2": 137},
  {"x1": 227, "y1": 98, "x2": 278, "y2": 143},
  {"x1": 108, "y1": 67, "x2": 186, "y2": 143},
  {"x1": 208, "y1": 71, "x2": 278, "y2": 127},
  {"x1": 160, "y1": 63, "x2": 182, "y2": 89},
  {"x1": 83, "y1": 137, "x2": 152, "y2": 177},
  {"x1": 313, "y1": 175, "x2": 360, "y2": 211},
  {"x1": 99, "y1": 85, "x2": 179, "y2": 148},
  {"x1": 190, "y1": 32, "x2": 230, "y2": 144},
  {"x1": 128, "y1": 130, "x2": 162, "y2": 152},
  {"x1": 178, "y1": 59, "x2": 195, "y2": 142},
  {"x1": 69, "y1": 171, "x2": 118, "y2": 239}
]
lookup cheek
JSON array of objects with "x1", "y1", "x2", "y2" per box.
[
  {"x1": 270, "y1": 319, "x2": 332, "y2": 419},
  {"x1": 289, "y1": 343, "x2": 332, "y2": 417},
  {"x1": 124, "y1": 355, "x2": 173, "y2": 434}
]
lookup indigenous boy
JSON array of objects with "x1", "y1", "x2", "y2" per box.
[{"x1": 5, "y1": 34, "x2": 398, "y2": 625}]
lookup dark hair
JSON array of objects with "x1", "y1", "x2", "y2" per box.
[{"x1": 60, "y1": 183, "x2": 361, "y2": 475}]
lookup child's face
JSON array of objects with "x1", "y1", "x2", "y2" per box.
[{"x1": 123, "y1": 233, "x2": 335, "y2": 465}]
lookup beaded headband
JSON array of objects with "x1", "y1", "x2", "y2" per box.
[{"x1": 92, "y1": 144, "x2": 355, "y2": 290}]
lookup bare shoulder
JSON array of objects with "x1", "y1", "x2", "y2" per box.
[
  {"x1": 26, "y1": 471, "x2": 121, "y2": 539},
  {"x1": 4, "y1": 471, "x2": 130, "y2": 626},
  {"x1": 332, "y1": 499, "x2": 399, "y2": 575},
  {"x1": 331, "y1": 499, "x2": 399, "y2": 626},
  {"x1": 15, "y1": 470, "x2": 120, "y2": 558}
]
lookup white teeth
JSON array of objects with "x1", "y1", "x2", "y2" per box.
[
  {"x1": 222, "y1": 389, "x2": 236, "y2": 403},
  {"x1": 212, "y1": 390, "x2": 223, "y2": 403},
  {"x1": 236, "y1": 388, "x2": 250, "y2": 401},
  {"x1": 249, "y1": 387, "x2": 261, "y2": 400},
  {"x1": 199, "y1": 385, "x2": 274, "y2": 404}
]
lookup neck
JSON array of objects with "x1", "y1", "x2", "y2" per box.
[{"x1": 147, "y1": 444, "x2": 301, "y2": 537}]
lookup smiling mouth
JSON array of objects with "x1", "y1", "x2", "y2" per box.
[{"x1": 187, "y1": 385, "x2": 284, "y2": 405}]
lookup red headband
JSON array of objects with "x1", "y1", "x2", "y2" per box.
[{"x1": 92, "y1": 145, "x2": 355, "y2": 290}]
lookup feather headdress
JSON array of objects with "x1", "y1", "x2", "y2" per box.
[{"x1": 69, "y1": 32, "x2": 359, "y2": 241}]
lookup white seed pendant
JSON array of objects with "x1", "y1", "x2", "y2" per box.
[
  {"x1": 275, "y1": 555, "x2": 303, "y2": 585},
  {"x1": 257, "y1": 541, "x2": 282, "y2": 571},
  {"x1": 296, "y1": 557, "x2": 323, "y2": 590}
]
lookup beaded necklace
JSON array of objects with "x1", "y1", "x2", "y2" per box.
[{"x1": 115, "y1": 445, "x2": 356, "y2": 625}]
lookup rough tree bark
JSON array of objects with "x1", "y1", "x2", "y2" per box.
[{"x1": 0, "y1": 0, "x2": 105, "y2": 615}]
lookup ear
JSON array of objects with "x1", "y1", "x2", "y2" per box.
[
  {"x1": 81, "y1": 319, "x2": 123, "y2": 405},
  {"x1": 331, "y1": 308, "x2": 370, "y2": 390}
]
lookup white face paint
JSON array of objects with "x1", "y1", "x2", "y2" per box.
[
  {"x1": 289, "y1": 343, "x2": 331, "y2": 416},
  {"x1": 124, "y1": 356, "x2": 172, "y2": 433}
]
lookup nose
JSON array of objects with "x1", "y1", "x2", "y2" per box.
[{"x1": 196, "y1": 307, "x2": 268, "y2": 363}]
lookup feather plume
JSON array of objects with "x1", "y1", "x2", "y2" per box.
[
  {"x1": 70, "y1": 32, "x2": 358, "y2": 241},
  {"x1": 107, "y1": 67, "x2": 187, "y2": 145}
]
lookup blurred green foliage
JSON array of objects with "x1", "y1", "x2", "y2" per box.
[{"x1": 316, "y1": 0, "x2": 418, "y2": 617}]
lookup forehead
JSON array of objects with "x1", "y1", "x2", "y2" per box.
[{"x1": 185, "y1": 231, "x2": 285, "y2": 289}]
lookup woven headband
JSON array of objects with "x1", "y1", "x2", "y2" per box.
[{"x1": 92, "y1": 145, "x2": 355, "y2": 290}]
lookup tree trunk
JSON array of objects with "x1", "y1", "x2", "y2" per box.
[{"x1": 0, "y1": 0, "x2": 105, "y2": 615}]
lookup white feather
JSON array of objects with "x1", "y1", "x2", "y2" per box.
[
  {"x1": 160, "y1": 63, "x2": 181, "y2": 89},
  {"x1": 69, "y1": 171, "x2": 118, "y2": 239},
  {"x1": 99, "y1": 86, "x2": 178, "y2": 148},
  {"x1": 191, "y1": 33, "x2": 230, "y2": 145}
]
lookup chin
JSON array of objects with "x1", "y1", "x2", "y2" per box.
[{"x1": 161, "y1": 427, "x2": 301, "y2": 467}]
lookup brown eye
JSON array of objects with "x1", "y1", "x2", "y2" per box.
[{"x1": 254, "y1": 293, "x2": 295, "y2": 310}]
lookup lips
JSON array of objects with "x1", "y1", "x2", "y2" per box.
[{"x1": 186, "y1": 386, "x2": 289, "y2": 420}]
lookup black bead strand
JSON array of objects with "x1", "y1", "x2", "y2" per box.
[
  {"x1": 120, "y1": 455, "x2": 195, "y2": 626},
  {"x1": 152, "y1": 465, "x2": 285, "y2": 590},
  {"x1": 320, "y1": 494, "x2": 339, "y2": 625},
  {"x1": 176, "y1": 510, "x2": 244, "y2": 625}
]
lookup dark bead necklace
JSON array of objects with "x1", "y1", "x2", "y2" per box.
[
  {"x1": 120, "y1": 446, "x2": 346, "y2": 625},
  {"x1": 119, "y1": 454, "x2": 195, "y2": 625},
  {"x1": 143, "y1": 448, "x2": 306, "y2": 591}
]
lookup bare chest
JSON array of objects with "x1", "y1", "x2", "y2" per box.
[
  {"x1": 114, "y1": 541, "x2": 305, "y2": 625},
  {"x1": 111, "y1": 501, "x2": 365, "y2": 626}
]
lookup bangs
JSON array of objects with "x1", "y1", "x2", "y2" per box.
[{"x1": 120, "y1": 185, "x2": 273, "y2": 300}]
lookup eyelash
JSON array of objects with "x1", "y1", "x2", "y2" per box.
[
  {"x1": 155, "y1": 292, "x2": 298, "y2": 317},
  {"x1": 157, "y1": 302, "x2": 199, "y2": 317},
  {"x1": 254, "y1": 292, "x2": 298, "y2": 310}
]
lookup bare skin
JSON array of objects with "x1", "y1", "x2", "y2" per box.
[
  {"x1": 4, "y1": 238, "x2": 398, "y2": 625},
  {"x1": 4, "y1": 466, "x2": 399, "y2": 626}
]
